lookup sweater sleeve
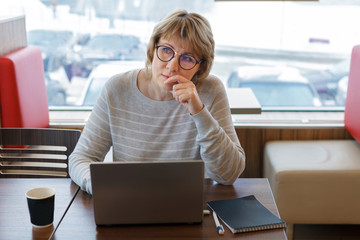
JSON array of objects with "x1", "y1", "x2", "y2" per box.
[
  {"x1": 191, "y1": 77, "x2": 246, "y2": 185},
  {"x1": 68, "y1": 83, "x2": 113, "y2": 194}
]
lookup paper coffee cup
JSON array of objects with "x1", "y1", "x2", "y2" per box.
[{"x1": 25, "y1": 187, "x2": 56, "y2": 228}]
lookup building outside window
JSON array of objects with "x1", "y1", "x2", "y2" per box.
[{"x1": 1, "y1": 0, "x2": 357, "y2": 111}]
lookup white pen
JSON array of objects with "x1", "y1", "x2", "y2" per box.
[{"x1": 212, "y1": 211, "x2": 225, "y2": 235}]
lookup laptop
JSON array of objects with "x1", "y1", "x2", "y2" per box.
[{"x1": 90, "y1": 160, "x2": 204, "y2": 225}]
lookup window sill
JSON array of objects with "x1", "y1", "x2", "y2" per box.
[
  {"x1": 49, "y1": 109, "x2": 91, "y2": 129},
  {"x1": 49, "y1": 109, "x2": 345, "y2": 129},
  {"x1": 232, "y1": 110, "x2": 344, "y2": 128}
]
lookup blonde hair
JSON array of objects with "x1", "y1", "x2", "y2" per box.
[{"x1": 145, "y1": 9, "x2": 215, "y2": 82}]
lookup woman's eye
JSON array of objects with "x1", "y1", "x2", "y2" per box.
[
  {"x1": 182, "y1": 55, "x2": 195, "y2": 63},
  {"x1": 163, "y1": 47, "x2": 172, "y2": 54}
]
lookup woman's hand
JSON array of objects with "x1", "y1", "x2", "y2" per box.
[{"x1": 164, "y1": 75, "x2": 204, "y2": 115}]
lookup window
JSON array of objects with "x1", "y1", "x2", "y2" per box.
[{"x1": 1, "y1": 0, "x2": 357, "y2": 111}]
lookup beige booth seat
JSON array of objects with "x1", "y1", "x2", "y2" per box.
[
  {"x1": 264, "y1": 45, "x2": 360, "y2": 240},
  {"x1": 265, "y1": 140, "x2": 360, "y2": 223}
]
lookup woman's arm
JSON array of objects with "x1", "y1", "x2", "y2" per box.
[
  {"x1": 69, "y1": 86, "x2": 112, "y2": 194},
  {"x1": 192, "y1": 76, "x2": 246, "y2": 184}
]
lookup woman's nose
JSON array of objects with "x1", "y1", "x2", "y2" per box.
[{"x1": 167, "y1": 56, "x2": 179, "y2": 72}]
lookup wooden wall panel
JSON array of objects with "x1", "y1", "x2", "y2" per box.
[
  {"x1": 235, "y1": 127, "x2": 353, "y2": 178},
  {"x1": 52, "y1": 124, "x2": 353, "y2": 179}
]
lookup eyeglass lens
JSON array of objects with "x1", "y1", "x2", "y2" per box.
[{"x1": 157, "y1": 46, "x2": 197, "y2": 70}]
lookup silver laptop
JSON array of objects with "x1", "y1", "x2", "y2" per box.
[{"x1": 90, "y1": 160, "x2": 204, "y2": 225}]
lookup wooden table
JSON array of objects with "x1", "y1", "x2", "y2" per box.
[
  {"x1": 0, "y1": 178, "x2": 286, "y2": 239},
  {"x1": 0, "y1": 178, "x2": 79, "y2": 240},
  {"x1": 54, "y1": 178, "x2": 287, "y2": 240}
]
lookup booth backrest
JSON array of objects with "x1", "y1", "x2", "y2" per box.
[
  {"x1": 0, "y1": 45, "x2": 49, "y2": 128},
  {"x1": 344, "y1": 45, "x2": 360, "y2": 143}
]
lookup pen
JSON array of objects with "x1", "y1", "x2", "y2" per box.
[{"x1": 212, "y1": 211, "x2": 225, "y2": 235}]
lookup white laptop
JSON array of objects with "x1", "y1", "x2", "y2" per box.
[{"x1": 90, "y1": 160, "x2": 204, "y2": 225}]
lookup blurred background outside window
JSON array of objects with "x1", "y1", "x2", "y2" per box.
[{"x1": 1, "y1": 0, "x2": 358, "y2": 110}]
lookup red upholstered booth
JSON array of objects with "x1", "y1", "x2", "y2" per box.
[
  {"x1": 0, "y1": 45, "x2": 49, "y2": 128},
  {"x1": 345, "y1": 45, "x2": 360, "y2": 143}
]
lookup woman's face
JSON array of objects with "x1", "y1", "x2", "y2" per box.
[{"x1": 151, "y1": 37, "x2": 200, "y2": 91}]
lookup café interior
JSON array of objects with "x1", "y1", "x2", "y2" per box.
[{"x1": 1, "y1": 1, "x2": 360, "y2": 239}]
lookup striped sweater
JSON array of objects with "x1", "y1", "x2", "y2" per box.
[{"x1": 69, "y1": 69, "x2": 245, "y2": 194}]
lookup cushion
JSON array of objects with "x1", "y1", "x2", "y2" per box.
[
  {"x1": 0, "y1": 46, "x2": 49, "y2": 128},
  {"x1": 264, "y1": 140, "x2": 360, "y2": 224}
]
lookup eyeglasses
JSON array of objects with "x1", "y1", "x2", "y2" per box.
[{"x1": 155, "y1": 45, "x2": 202, "y2": 70}]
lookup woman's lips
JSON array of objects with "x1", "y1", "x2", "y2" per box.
[{"x1": 162, "y1": 74, "x2": 170, "y2": 80}]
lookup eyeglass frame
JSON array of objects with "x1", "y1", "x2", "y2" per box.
[{"x1": 155, "y1": 45, "x2": 203, "y2": 70}]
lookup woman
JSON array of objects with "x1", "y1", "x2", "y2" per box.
[{"x1": 69, "y1": 9, "x2": 246, "y2": 194}]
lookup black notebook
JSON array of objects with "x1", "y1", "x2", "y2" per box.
[{"x1": 207, "y1": 195, "x2": 286, "y2": 234}]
